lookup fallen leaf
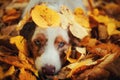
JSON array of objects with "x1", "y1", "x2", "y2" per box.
[
  {"x1": 74, "y1": 8, "x2": 90, "y2": 28},
  {"x1": 69, "y1": 23, "x2": 89, "y2": 39},
  {"x1": 10, "y1": 36, "x2": 28, "y2": 56},
  {"x1": 2, "y1": 8, "x2": 21, "y2": 23},
  {"x1": 0, "y1": 66, "x2": 15, "y2": 79},
  {"x1": 19, "y1": 68, "x2": 37, "y2": 80},
  {"x1": 0, "y1": 54, "x2": 38, "y2": 77},
  {"x1": 66, "y1": 46, "x2": 77, "y2": 63}
]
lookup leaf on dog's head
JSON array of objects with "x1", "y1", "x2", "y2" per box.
[
  {"x1": 31, "y1": 4, "x2": 60, "y2": 28},
  {"x1": 69, "y1": 22, "x2": 89, "y2": 39}
]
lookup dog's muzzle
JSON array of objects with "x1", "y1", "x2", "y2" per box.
[{"x1": 42, "y1": 64, "x2": 55, "y2": 75}]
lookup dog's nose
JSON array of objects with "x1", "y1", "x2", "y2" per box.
[{"x1": 42, "y1": 65, "x2": 55, "y2": 75}]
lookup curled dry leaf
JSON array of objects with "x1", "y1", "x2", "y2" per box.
[
  {"x1": 69, "y1": 23, "x2": 89, "y2": 39},
  {"x1": 31, "y1": 4, "x2": 60, "y2": 28},
  {"x1": 65, "y1": 46, "x2": 77, "y2": 63},
  {"x1": 76, "y1": 47, "x2": 86, "y2": 60}
]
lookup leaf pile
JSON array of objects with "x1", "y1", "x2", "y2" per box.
[{"x1": 0, "y1": 0, "x2": 120, "y2": 80}]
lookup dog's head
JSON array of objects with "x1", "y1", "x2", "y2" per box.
[{"x1": 20, "y1": 22, "x2": 70, "y2": 75}]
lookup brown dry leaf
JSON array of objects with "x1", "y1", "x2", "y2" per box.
[
  {"x1": 19, "y1": 68, "x2": 37, "y2": 80},
  {"x1": 59, "y1": 36, "x2": 120, "y2": 79},
  {"x1": 31, "y1": 4, "x2": 60, "y2": 28},
  {"x1": 0, "y1": 54, "x2": 38, "y2": 77},
  {"x1": 80, "y1": 36, "x2": 100, "y2": 48},
  {"x1": 90, "y1": 43, "x2": 120, "y2": 57},
  {"x1": 74, "y1": 52, "x2": 120, "y2": 80},
  {"x1": 2, "y1": 8, "x2": 21, "y2": 23},
  {"x1": 6, "y1": 8, "x2": 17, "y2": 15},
  {"x1": 0, "y1": 24, "x2": 17, "y2": 36}
]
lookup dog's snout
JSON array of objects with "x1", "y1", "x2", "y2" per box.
[{"x1": 42, "y1": 65, "x2": 55, "y2": 75}]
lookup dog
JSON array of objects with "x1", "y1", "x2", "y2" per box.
[
  {"x1": 20, "y1": 21, "x2": 70, "y2": 75},
  {"x1": 21, "y1": 0, "x2": 86, "y2": 76}
]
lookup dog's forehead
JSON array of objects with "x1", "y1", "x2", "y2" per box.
[{"x1": 32, "y1": 27, "x2": 69, "y2": 42}]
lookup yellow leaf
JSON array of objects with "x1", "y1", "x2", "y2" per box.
[
  {"x1": 89, "y1": 11, "x2": 120, "y2": 35},
  {"x1": 74, "y1": 8, "x2": 84, "y2": 15},
  {"x1": 31, "y1": 4, "x2": 60, "y2": 28},
  {"x1": 0, "y1": 66, "x2": 15, "y2": 79},
  {"x1": 10, "y1": 36, "x2": 28, "y2": 56},
  {"x1": 17, "y1": 12, "x2": 30, "y2": 31},
  {"x1": 66, "y1": 46, "x2": 77, "y2": 63},
  {"x1": 107, "y1": 22, "x2": 116, "y2": 35},
  {"x1": 74, "y1": 8, "x2": 90, "y2": 28},
  {"x1": 19, "y1": 68, "x2": 37, "y2": 80},
  {"x1": 67, "y1": 58, "x2": 96, "y2": 77}
]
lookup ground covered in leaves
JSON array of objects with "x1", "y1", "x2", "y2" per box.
[{"x1": 0, "y1": 0, "x2": 120, "y2": 80}]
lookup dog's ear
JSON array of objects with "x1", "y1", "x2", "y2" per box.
[{"x1": 20, "y1": 21, "x2": 36, "y2": 40}]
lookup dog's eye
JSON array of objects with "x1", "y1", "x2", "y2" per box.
[
  {"x1": 58, "y1": 42, "x2": 65, "y2": 48},
  {"x1": 34, "y1": 40, "x2": 41, "y2": 47}
]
